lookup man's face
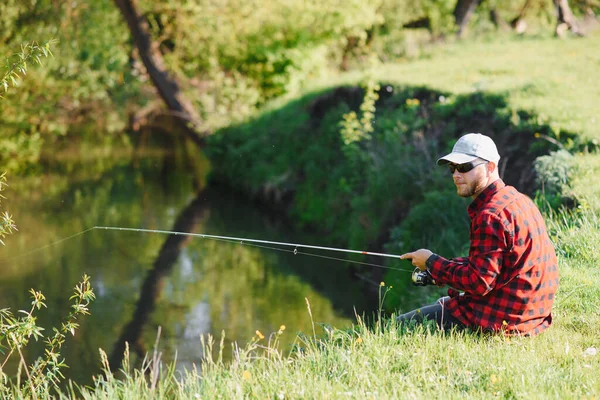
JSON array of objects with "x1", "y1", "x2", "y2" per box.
[{"x1": 447, "y1": 160, "x2": 489, "y2": 198}]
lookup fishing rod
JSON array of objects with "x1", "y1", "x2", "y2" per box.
[
  {"x1": 6, "y1": 226, "x2": 433, "y2": 285},
  {"x1": 94, "y1": 226, "x2": 405, "y2": 260},
  {"x1": 94, "y1": 226, "x2": 432, "y2": 285}
]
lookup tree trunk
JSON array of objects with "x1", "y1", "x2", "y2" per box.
[
  {"x1": 113, "y1": 0, "x2": 205, "y2": 144},
  {"x1": 454, "y1": 0, "x2": 482, "y2": 37},
  {"x1": 489, "y1": 9, "x2": 511, "y2": 31},
  {"x1": 553, "y1": 0, "x2": 583, "y2": 36}
]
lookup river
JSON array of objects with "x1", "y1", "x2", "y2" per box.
[{"x1": 0, "y1": 138, "x2": 375, "y2": 385}]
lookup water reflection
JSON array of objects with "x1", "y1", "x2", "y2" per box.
[{"x1": 0, "y1": 142, "x2": 373, "y2": 385}]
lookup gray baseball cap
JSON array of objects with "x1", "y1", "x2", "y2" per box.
[{"x1": 437, "y1": 133, "x2": 501, "y2": 165}]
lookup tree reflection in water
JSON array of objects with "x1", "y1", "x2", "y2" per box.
[{"x1": 0, "y1": 143, "x2": 373, "y2": 384}]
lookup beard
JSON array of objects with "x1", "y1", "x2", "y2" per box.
[{"x1": 456, "y1": 179, "x2": 487, "y2": 198}]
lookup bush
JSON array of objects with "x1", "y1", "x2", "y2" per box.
[{"x1": 534, "y1": 150, "x2": 577, "y2": 208}]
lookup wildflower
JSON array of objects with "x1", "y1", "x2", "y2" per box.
[
  {"x1": 583, "y1": 347, "x2": 597, "y2": 357},
  {"x1": 278, "y1": 325, "x2": 286, "y2": 335},
  {"x1": 490, "y1": 374, "x2": 499, "y2": 384},
  {"x1": 255, "y1": 330, "x2": 264, "y2": 340},
  {"x1": 534, "y1": 133, "x2": 541, "y2": 138},
  {"x1": 380, "y1": 282, "x2": 385, "y2": 287},
  {"x1": 356, "y1": 337, "x2": 363, "y2": 344},
  {"x1": 242, "y1": 370, "x2": 251, "y2": 381}
]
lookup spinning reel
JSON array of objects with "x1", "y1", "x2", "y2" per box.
[{"x1": 411, "y1": 268, "x2": 436, "y2": 286}]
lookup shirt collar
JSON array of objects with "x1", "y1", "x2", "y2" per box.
[{"x1": 468, "y1": 179, "x2": 505, "y2": 217}]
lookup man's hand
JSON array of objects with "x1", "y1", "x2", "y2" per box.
[{"x1": 400, "y1": 249, "x2": 433, "y2": 271}]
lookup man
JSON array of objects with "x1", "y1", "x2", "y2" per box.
[{"x1": 398, "y1": 133, "x2": 559, "y2": 336}]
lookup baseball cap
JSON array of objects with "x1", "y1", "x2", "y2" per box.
[{"x1": 437, "y1": 133, "x2": 501, "y2": 166}]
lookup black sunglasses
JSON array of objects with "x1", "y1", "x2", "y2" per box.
[{"x1": 447, "y1": 160, "x2": 488, "y2": 174}]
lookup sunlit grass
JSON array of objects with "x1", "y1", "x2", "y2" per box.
[
  {"x1": 71, "y1": 256, "x2": 599, "y2": 399},
  {"x1": 304, "y1": 32, "x2": 600, "y2": 141}
]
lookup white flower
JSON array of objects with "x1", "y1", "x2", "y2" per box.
[{"x1": 583, "y1": 347, "x2": 597, "y2": 357}]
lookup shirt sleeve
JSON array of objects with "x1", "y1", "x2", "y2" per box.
[
  {"x1": 427, "y1": 211, "x2": 511, "y2": 296},
  {"x1": 451, "y1": 257, "x2": 469, "y2": 264}
]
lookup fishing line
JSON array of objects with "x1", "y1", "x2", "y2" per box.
[
  {"x1": 212, "y1": 239, "x2": 413, "y2": 273},
  {"x1": 94, "y1": 226, "x2": 413, "y2": 273},
  {"x1": 3, "y1": 226, "x2": 413, "y2": 274},
  {"x1": 3, "y1": 227, "x2": 96, "y2": 263}
]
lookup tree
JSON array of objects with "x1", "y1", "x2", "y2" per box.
[
  {"x1": 554, "y1": 0, "x2": 584, "y2": 35},
  {"x1": 454, "y1": 0, "x2": 483, "y2": 37},
  {"x1": 453, "y1": 0, "x2": 589, "y2": 37},
  {"x1": 113, "y1": 0, "x2": 205, "y2": 145}
]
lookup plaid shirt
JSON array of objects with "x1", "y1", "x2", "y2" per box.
[{"x1": 427, "y1": 180, "x2": 559, "y2": 335}]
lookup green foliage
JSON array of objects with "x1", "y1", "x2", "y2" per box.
[
  {"x1": 388, "y1": 189, "x2": 470, "y2": 259},
  {"x1": 1, "y1": 0, "x2": 598, "y2": 175},
  {"x1": 0, "y1": 40, "x2": 54, "y2": 96},
  {"x1": 534, "y1": 150, "x2": 577, "y2": 208},
  {"x1": 0, "y1": 172, "x2": 17, "y2": 245},
  {"x1": 207, "y1": 80, "x2": 574, "y2": 265},
  {"x1": 340, "y1": 80, "x2": 379, "y2": 146},
  {"x1": 0, "y1": 0, "x2": 137, "y2": 173},
  {"x1": 0, "y1": 275, "x2": 95, "y2": 398},
  {"x1": 136, "y1": 0, "x2": 386, "y2": 131}
]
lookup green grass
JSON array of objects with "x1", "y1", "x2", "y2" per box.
[
  {"x1": 570, "y1": 152, "x2": 600, "y2": 211},
  {"x1": 308, "y1": 32, "x2": 600, "y2": 141},
  {"x1": 389, "y1": 34, "x2": 600, "y2": 141}
]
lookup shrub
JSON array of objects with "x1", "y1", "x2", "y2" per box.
[{"x1": 534, "y1": 150, "x2": 577, "y2": 208}]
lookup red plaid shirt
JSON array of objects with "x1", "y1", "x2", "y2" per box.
[{"x1": 427, "y1": 180, "x2": 559, "y2": 335}]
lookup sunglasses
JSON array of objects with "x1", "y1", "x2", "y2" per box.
[{"x1": 447, "y1": 160, "x2": 488, "y2": 174}]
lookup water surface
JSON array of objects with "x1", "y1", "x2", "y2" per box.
[{"x1": 0, "y1": 141, "x2": 373, "y2": 384}]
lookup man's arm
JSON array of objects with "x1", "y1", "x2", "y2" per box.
[{"x1": 427, "y1": 212, "x2": 510, "y2": 295}]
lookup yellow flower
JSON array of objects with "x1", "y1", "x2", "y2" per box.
[
  {"x1": 279, "y1": 325, "x2": 286, "y2": 331},
  {"x1": 356, "y1": 337, "x2": 363, "y2": 344},
  {"x1": 534, "y1": 132, "x2": 541, "y2": 138},
  {"x1": 380, "y1": 282, "x2": 385, "y2": 287},
  {"x1": 256, "y1": 330, "x2": 264, "y2": 340},
  {"x1": 490, "y1": 374, "x2": 499, "y2": 384},
  {"x1": 242, "y1": 370, "x2": 251, "y2": 381}
]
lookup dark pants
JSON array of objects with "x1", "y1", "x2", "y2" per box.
[{"x1": 397, "y1": 296, "x2": 466, "y2": 331}]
